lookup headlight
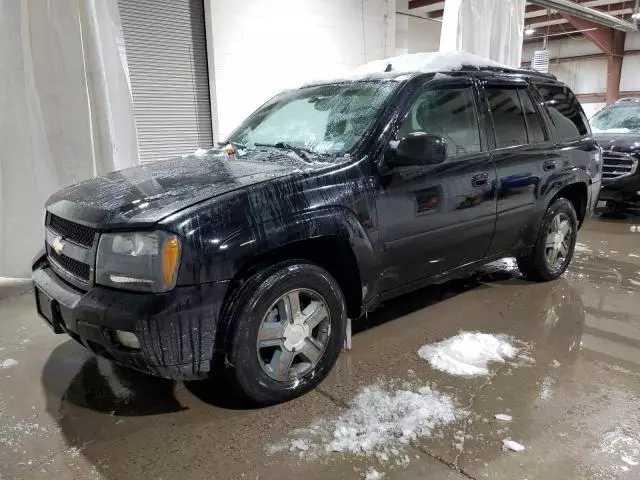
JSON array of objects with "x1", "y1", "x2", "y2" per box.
[{"x1": 95, "y1": 231, "x2": 181, "y2": 292}]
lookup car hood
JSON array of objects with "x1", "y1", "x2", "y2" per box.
[
  {"x1": 46, "y1": 149, "x2": 332, "y2": 228},
  {"x1": 595, "y1": 133, "x2": 640, "y2": 155}
]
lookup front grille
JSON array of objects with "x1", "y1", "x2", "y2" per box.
[
  {"x1": 602, "y1": 153, "x2": 638, "y2": 180},
  {"x1": 47, "y1": 214, "x2": 95, "y2": 247},
  {"x1": 48, "y1": 247, "x2": 91, "y2": 281}
]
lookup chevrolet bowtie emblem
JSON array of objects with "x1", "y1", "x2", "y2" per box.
[{"x1": 52, "y1": 236, "x2": 65, "y2": 255}]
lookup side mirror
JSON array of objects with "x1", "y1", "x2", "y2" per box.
[{"x1": 388, "y1": 133, "x2": 447, "y2": 167}]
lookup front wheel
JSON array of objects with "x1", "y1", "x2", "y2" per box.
[
  {"x1": 517, "y1": 197, "x2": 578, "y2": 282},
  {"x1": 226, "y1": 261, "x2": 347, "y2": 405}
]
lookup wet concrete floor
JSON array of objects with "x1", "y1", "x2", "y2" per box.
[{"x1": 2, "y1": 212, "x2": 640, "y2": 479}]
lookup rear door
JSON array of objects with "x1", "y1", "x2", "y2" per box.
[
  {"x1": 480, "y1": 79, "x2": 556, "y2": 255},
  {"x1": 377, "y1": 77, "x2": 497, "y2": 293},
  {"x1": 533, "y1": 82, "x2": 600, "y2": 211}
]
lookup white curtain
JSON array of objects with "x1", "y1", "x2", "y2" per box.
[
  {"x1": 439, "y1": 0, "x2": 526, "y2": 67},
  {"x1": 0, "y1": 0, "x2": 138, "y2": 278}
]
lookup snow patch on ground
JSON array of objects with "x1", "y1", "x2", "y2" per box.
[
  {"x1": 502, "y1": 439, "x2": 526, "y2": 452},
  {"x1": 629, "y1": 253, "x2": 640, "y2": 258},
  {"x1": 495, "y1": 414, "x2": 512, "y2": 422},
  {"x1": 418, "y1": 332, "x2": 529, "y2": 377},
  {"x1": 0, "y1": 418, "x2": 52, "y2": 450},
  {"x1": 266, "y1": 381, "x2": 459, "y2": 463},
  {"x1": 364, "y1": 467, "x2": 385, "y2": 479},
  {"x1": 0, "y1": 359, "x2": 18, "y2": 369},
  {"x1": 575, "y1": 243, "x2": 592, "y2": 254}
]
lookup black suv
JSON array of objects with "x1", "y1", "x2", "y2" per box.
[
  {"x1": 33, "y1": 60, "x2": 600, "y2": 404},
  {"x1": 591, "y1": 98, "x2": 640, "y2": 210}
]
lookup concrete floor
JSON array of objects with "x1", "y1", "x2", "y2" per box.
[{"x1": 2, "y1": 213, "x2": 640, "y2": 480}]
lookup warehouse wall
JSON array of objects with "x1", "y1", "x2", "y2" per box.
[
  {"x1": 395, "y1": 0, "x2": 442, "y2": 54},
  {"x1": 205, "y1": 0, "x2": 396, "y2": 142},
  {"x1": 522, "y1": 32, "x2": 640, "y2": 118}
]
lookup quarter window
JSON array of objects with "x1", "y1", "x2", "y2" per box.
[
  {"x1": 535, "y1": 84, "x2": 589, "y2": 140},
  {"x1": 486, "y1": 87, "x2": 528, "y2": 148},
  {"x1": 398, "y1": 86, "x2": 481, "y2": 158}
]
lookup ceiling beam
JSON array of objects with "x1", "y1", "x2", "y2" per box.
[
  {"x1": 558, "y1": 12, "x2": 626, "y2": 103},
  {"x1": 430, "y1": 0, "x2": 634, "y2": 20},
  {"x1": 529, "y1": 7, "x2": 634, "y2": 28},
  {"x1": 528, "y1": 0, "x2": 637, "y2": 31},
  {"x1": 408, "y1": 0, "x2": 442, "y2": 9},
  {"x1": 526, "y1": 22, "x2": 595, "y2": 38},
  {"x1": 527, "y1": 0, "x2": 634, "y2": 19}
]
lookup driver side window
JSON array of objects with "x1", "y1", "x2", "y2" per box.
[{"x1": 398, "y1": 86, "x2": 481, "y2": 158}]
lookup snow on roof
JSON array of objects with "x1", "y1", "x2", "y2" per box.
[
  {"x1": 299, "y1": 52, "x2": 512, "y2": 89},
  {"x1": 349, "y1": 51, "x2": 507, "y2": 77}
]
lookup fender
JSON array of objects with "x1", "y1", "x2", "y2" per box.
[
  {"x1": 541, "y1": 166, "x2": 591, "y2": 209},
  {"x1": 523, "y1": 167, "x2": 591, "y2": 245},
  {"x1": 216, "y1": 207, "x2": 378, "y2": 303}
]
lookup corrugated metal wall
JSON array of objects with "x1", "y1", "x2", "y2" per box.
[{"x1": 118, "y1": 0, "x2": 213, "y2": 163}]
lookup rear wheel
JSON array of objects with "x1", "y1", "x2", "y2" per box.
[
  {"x1": 517, "y1": 198, "x2": 578, "y2": 282},
  {"x1": 226, "y1": 261, "x2": 346, "y2": 405}
]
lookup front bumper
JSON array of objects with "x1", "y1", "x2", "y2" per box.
[{"x1": 33, "y1": 261, "x2": 229, "y2": 380}]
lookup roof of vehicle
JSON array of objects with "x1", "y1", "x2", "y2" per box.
[{"x1": 303, "y1": 51, "x2": 557, "y2": 87}]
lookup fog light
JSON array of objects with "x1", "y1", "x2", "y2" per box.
[{"x1": 115, "y1": 330, "x2": 140, "y2": 349}]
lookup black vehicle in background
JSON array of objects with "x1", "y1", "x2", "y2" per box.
[
  {"x1": 32, "y1": 57, "x2": 601, "y2": 404},
  {"x1": 591, "y1": 98, "x2": 640, "y2": 211}
]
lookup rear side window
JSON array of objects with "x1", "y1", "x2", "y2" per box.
[
  {"x1": 535, "y1": 84, "x2": 589, "y2": 140},
  {"x1": 485, "y1": 87, "x2": 528, "y2": 148}
]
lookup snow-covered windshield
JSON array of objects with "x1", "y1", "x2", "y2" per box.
[
  {"x1": 227, "y1": 82, "x2": 397, "y2": 158},
  {"x1": 591, "y1": 105, "x2": 640, "y2": 134}
]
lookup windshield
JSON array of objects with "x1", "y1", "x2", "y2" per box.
[
  {"x1": 591, "y1": 105, "x2": 640, "y2": 134},
  {"x1": 227, "y1": 82, "x2": 397, "y2": 158}
]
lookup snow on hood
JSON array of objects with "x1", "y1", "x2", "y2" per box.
[{"x1": 348, "y1": 51, "x2": 507, "y2": 78}]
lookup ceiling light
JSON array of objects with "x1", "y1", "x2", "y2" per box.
[{"x1": 525, "y1": 27, "x2": 536, "y2": 35}]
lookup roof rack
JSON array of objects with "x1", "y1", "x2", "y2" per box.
[{"x1": 458, "y1": 64, "x2": 557, "y2": 80}]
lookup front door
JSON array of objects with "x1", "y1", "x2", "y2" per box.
[{"x1": 377, "y1": 78, "x2": 497, "y2": 293}]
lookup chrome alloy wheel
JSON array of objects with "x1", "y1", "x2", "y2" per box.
[
  {"x1": 544, "y1": 212, "x2": 572, "y2": 271},
  {"x1": 256, "y1": 289, "x2": 331, "y2": 382}
]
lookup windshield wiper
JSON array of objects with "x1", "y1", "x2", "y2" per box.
[{"x1": 253, "y1": 142, "x2": 313, "y2": 163}]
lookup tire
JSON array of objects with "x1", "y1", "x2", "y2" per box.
[
  {"x1": 225, "y1": 260, "x2": 347, "y2": 405},
  {"x1": 517, "y1": 197, "x2": 578, "y2": 282}
]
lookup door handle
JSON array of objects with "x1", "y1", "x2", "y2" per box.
[
  {"x1": 543, "y1": 159, "x2": 557, "y2": 171},
  {"x1": 471, "y1": 173, "x2": 489, "y2": 187}
]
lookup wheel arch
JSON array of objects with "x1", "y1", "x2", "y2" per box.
[
  {"x1": 215, "y1": 208, "x2": 376, "y2": 352},
  {"x1": 549, "y1": 181, "x2": 588, "y2": 226}
]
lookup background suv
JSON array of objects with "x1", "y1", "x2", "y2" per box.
[{"x1": 592, "y1": 98, "x2": 640, "y2": 211}]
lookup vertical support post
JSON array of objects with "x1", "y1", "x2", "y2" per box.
[
  {"x1": 558, "y1": 14, "x2": 626, "y2": 105},
  {"x1": 606, "y1": 30, "x2": 626, "y2": 104}
]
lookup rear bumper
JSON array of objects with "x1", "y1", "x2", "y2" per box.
[{"x1": 33, "y1": 261, "x2": 229, "y2": 380}]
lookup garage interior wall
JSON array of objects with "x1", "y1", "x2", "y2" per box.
[
  {"x1": 0, "y1": 0, "x2": 137, "y2": 278},
  {"x1": 522, "y1": 32, "x2": 640, "y2": 118},
  {"x1": 396, "y1": 0, "x2": 442, "y2": 54},
  {"x1": 205, "y1": 0, "x2": 396, "y2": 142}
]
